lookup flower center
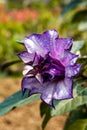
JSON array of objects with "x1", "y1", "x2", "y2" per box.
[{"x1": 27, "y1": 54, "x2": 65, "y2": 83}]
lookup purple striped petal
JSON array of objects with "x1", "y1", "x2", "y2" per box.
[
  {"x1": 60, "y1": 50, "x2": 78, "y2": 66},
  {"x1": 18, "y1": 51, "x2": 34, "y2": 63},
  {"x1": 24, "y1": 30, "x2": 58, "y2": 57},
  {"x1": 56, "y1": 38, "x2": 73, "y2": 51},
  {"x1": 50, "y1": 38, "x2": 73, "y2": 59},
  {"x1": 53, "y1": 78, "x2": 73, "y2": 100},
  {"x1": 41, "y1": 82, "x2": 55, "y2": 106},
  {"x1": 22, "y1": 77, "x2": 43, "y2": 95},
  {"x1": 65, "y1": 64, "x2": 81, "y2": 77},
  {"x1": 24, "y1": 37, "x2": 47, "y2": 57},
  {"x1": 39, "y1": 30, "x2": 58, "y2": 52},
  {"x1": 61, "y1": 50, "x2": 78, "y2": 66}
]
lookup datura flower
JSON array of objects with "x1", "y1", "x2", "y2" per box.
[{"x1": 18, "y1": 30, "x2": 81, "y2": 107}]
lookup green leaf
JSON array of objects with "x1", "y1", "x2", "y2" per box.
[
  {"x1": 64, "y1": 105, "x2": 87, "y2": 130},
  {"x1": 51, "y1": 79, "x2": 87, "y2": 117},
  {"x1": 0, "y1": 90, "x2": 40, "y2": 116},
  {"x1": 66, "y1": 119, "x2": 87, "y2": 130},
  {"x1": 52, "y1": 96, "x2": 87, "y2": 117},
  {"x1": 62, "y1": 0, "x2": 82, "y2": 15},
  {"x1": 71, "y1": 41, "x2": 84, "y2": 53}
]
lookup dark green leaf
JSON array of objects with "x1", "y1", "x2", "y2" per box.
[
  {"x1": 0, "y1": 90, "x2": 40, "y2": 116},
  {"x1": 64, "y1": 105, "x2": 87, "y2": 130},
  {"x1": 62, "y1": 0, "x2": 82, "y2": 15},
  {"x1": 72, "y1": 10, "x2": 87, "y2": 22},
  {"x1": 65, "y1": 119, "x2": 87, "y2": 130}
]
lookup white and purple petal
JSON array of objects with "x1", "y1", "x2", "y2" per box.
[
  {"x1": 18, "y1": 51, "x2": 34, "y2": 64},
  {"x1": 24, "y1": 37, "x2": 46, "y2": 56},
  {"x1": 50, "y1": 38, "x2": 73, "y2": 59},
  {"x1": 24, "y1": 30, "x2": 58, "y2": 56},
  {"x1": 65, "y1": 64, "x2": 81, "y2": 77},
  {"x1": 23, "y1": 65, "x2": 33, "y2": 76},
  {"x1": 53, "y1": 78, "x2": 73, "y2": 100},
  {"x1": 22, "y1": 77, "x2": 43, "y2": 95},
  {"x1": 41, "y1": 82, "x2": 56, "y2": 106},
  {"x1": 56, "y1": 38, "x2": 73, "y2": 51},
  {"x1": 60, "y1": 50, "x2": 78, "y2": 66}
]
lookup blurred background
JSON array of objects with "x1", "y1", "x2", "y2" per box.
[
  {"x1": 0, "y1": 0, "x2": 87, "y2": 77},
  {"x1": 0, "y1": 0, "x2": 87, "y2": 130}
]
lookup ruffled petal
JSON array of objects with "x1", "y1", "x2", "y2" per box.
[
  {"x1": 24, "y1": 30, "x2": 58, "y2": 56},
  {"x1": 53, "y1": 78, "x2": 73, "y2": 100},
  {"x1": 18, "y1": 51, "x2": 34, "y2": 63},
  {"x1": 41, "y1": 82, "x2": 55, "y2": 106},
  {"x1": 50, "y1": 38, "x2": 73, "y2": 59},
  {"x1": 39, "y1": 29, "x2": 58, "y2": 51},
  {"x1": 22, "y1": 77, "x2": 43, "y2": 95},
  {"x1": 69, "y1": 55, "x2": 79, "y2": 66},
  {"x1": 60, "y1": 50, "x2": 78, "y2": 66},
  {"x1": 65, "y1": 64, "x2": 81, "y2": 77},
  {"x1": 24, "y1": 37, "x2": 46, "y2": 56},
  {"x1": 56, "y1": 38, "x2": 73, "y2": 50}
]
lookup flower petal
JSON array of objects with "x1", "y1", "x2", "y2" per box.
[
  {"x1": 51, "y1": 38, "x2": 73, "y2": 59},
  {"x1": 18, "y1": 51, "x2": 34, "y2": 63},
  {"x1": 23, "y1": 65, "x2": 33, "y2": 76},
  {"x1": 60, "y1": 50, "x2": 78, "y2": 66},
  {"x1": 56, "y1": 38, "x2": 73, "y2": 50},
  {"x1": 24, "y1": 30, "x2": 58, "y2": 56},
  {"x1": 24, "y1": 37, "x2": 46, "y2": 56},
  {"x1": 22, "y1": 77, "x2": 43, "y2": 95},
  {"x1": 65, "y1": 64, "x2": 81, "y2": 77},
  {"x1": 53, "y1": 78, "x2": 73, "y2": 100},
  {"x1": 41, "y1": 82, "x2": 55, "y2": 106},
  {"x1": 40, "y1": 29, "x2": 58, "y2": 51}
]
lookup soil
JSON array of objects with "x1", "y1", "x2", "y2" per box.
[{"x1": 0, "y1": 78, "x2": 68, "y2": 130}]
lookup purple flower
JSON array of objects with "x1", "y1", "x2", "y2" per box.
[{"x1": 18, "y1": 30, "x2": 81, "y2": 107}]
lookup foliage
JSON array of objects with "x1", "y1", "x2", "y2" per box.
[
  {"x1": 0, "y1": 90, "x2": 40, "y2": 116},
  {"x1": 64, "y1": 105, "x2": 87, "y2": 130}
]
